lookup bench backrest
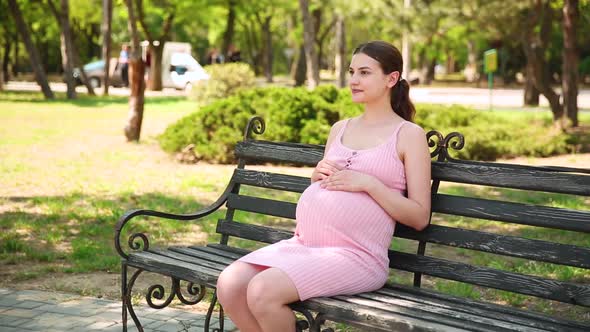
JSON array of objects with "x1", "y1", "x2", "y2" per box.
[{"x1": 217, "y1": 117, "x2": 590, "y2": 312}]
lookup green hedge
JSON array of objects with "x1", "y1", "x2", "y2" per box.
[
  {"x1": 160, "y1": 85, "x2": 578, "y2": 163},
  {"x1": 190, "y1": 63, "x2": 256, "y2": 107}
]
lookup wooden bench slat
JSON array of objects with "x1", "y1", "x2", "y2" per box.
[
  {"x1": 167, "y1": 247, "x2": 235, "y2": 265},
  {"x1": 227, "y1": 193, "x2": 296, "y2": 219},
  {"x1": 389, "y1": 251, "x2": 590, "y2": 306},
  {"x1": 433, "y1": 194, "x2": 590, "y2": 232},
  {"x1": 300, "y1": 297, "x2": 468, "y2": 332},
  {"x1": 150, "y1": 248, "x2": 229, "y2": 272},
  {"x1": 188, "y1": 245, "x2": 244, "y2": 260},
  {"x1": 127, "y1": 251, "x2": 219, "y2": 287},
  {"x1": 395, "y1": 224, "x2": 590, "y2": 268},
  {"x1": 207, "y1": 243, "x2": 252, "y2": 256},
  {"x1": 236, "y1": 140, "x2": 323, "y2": 166},
  {"x1": 216, "y1": 220, "x2": 293, "y2": 244},
  {"x1": 233, "y1": 168, "x2": 310, "y2": 193},
  {"x1": 380, "y1": 284, "x2": 590, "y2": 331},
  {"x1": 336, "y1": 294, "x2": 537, "y2": 332},
  {"x1": 432, "y1": 161, "x2": 590, "y2": 195}
]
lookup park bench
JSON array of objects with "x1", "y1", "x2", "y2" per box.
[{"x1": 114, "y1": 116, "x2": 590, "y2": 331}]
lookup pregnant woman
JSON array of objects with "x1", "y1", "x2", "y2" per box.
[{"x1": 216, "y1": 40, "x2": 432, "y2": 332}]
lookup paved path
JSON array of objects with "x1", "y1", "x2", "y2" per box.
[{"x1": 0, "y1": 288, "x2": 236, "y2": 332}]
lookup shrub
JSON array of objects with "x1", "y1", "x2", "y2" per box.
[
  {"x1": 190, "y1": 63, "x2": 256, "y2": 107},
  {"x1": 160, "y1": 85, "x2": 340, "y2": 163},
  {"x1": 161, "y1": 86, "x2": 578, "y2": 163}
]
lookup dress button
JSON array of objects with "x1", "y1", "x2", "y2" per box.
[{"x1": 352, "y1": 151, "x2": 357, "y2": 155}]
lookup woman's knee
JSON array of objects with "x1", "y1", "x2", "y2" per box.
[
  {"x1": 246, "y1": 269, "x2": 299, "y2": 315},
  {"x1": 217, "y1": 264, "x2": 248, "y2": 306}
]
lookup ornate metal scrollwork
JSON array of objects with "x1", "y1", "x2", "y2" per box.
[
  {"x1": 291, "y1": 306, "x2": 334, "y2": 332},
  {"x1": 123, "y1": 268, "x2": 210, "y2": 332},
  {"x1": 427, "y1": 130, "x2": 465, "y2": 162},
  {"x1": 243, "y1": 116, "x2": 266, "y2": 140}
]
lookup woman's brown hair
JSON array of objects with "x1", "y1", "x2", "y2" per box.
[{"x1": 353, "y1": 41, "x2": 416, "y2": 122}]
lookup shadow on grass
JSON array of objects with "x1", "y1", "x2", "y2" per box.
[
  {"x1": 0, "y1": 192, "x2": 225, "y2": 273},
  {"x1": 0, "y1": 90, "x2": 188, "y2": 107}
]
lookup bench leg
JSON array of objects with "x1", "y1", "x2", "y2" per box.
[
  {"x1": 122, "y1": 265, "x2": 145, "y2": 332},
  {"x1": 204, "y1": 290, "x2": 226, "y2": 332}
]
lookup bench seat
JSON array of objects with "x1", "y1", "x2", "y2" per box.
[{"x1": 127, "y1": 244, "x2": 590, "y2": 332}]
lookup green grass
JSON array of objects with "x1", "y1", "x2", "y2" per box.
[{"x1": 1, "y1": 90, "x2": 588, "y2": 322}]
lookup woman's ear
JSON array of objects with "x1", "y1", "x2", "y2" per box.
[{"x1": 387, "y1": 71, "x2": 400, "y2": 88}]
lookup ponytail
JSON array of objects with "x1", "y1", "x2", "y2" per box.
[{"x1": 390, "y1": 78, "x2": 415, "y2": 122}]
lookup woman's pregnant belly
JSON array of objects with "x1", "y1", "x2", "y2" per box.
[{"x1": 295, "y1": 182, "x2": 393, "y2": 247}]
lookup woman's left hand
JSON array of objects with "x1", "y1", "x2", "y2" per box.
[{"x1": 320, "y1": 170, "x2": 376, "y2": 192}]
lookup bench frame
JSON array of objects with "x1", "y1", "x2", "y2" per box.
[{"x1": 115, "y1": 116, "x2": 590, "y2": 332}]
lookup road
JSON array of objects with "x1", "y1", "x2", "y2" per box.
[{"x1": 3, "y1": 81, "x2": 590, "y2": 111}]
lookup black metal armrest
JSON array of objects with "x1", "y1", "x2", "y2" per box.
[{"x1": 114, "y1": 184, "x2": 232, "y2": 259}]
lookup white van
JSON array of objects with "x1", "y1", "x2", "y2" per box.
[{"x1": 160, "y1": 42, "x2": 209, "y2": 90}]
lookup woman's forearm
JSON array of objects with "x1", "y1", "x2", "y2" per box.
[{"x1": 365, "y1": 178, "x2": 430, "y2": 231}]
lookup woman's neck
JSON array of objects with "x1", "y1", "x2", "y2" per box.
[{"x1": 361, "y1": 97, "x2": 397, "y2": 124}]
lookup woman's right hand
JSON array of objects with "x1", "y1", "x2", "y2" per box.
[{"x1": 311, "y1": 159, "x2": 342, "y2": 183}]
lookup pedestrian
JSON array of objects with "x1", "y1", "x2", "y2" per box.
[
  {"x1": 216, "y1": 40, "x2": 432, "y2": 332},
  {"x1": 119, "y1": 44, "x2": 129, "y2": 87}
]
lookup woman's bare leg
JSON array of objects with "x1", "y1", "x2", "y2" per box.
[
  {"x1": 246, "y1": 268, "x2": 300, "y2": 332},
  {"x1": 217, "y1": 261, "x2": 266, "y2": 332}
]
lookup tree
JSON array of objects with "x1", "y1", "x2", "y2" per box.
[
  {"x1": 334, "y1": 13, "x2": 346, "y2": 88},
  {"x1": 221, "y1": 0, "x2": 236, "y2": 58},
  {"x1": 562, "y1": 0, "x2": 579, "y2": 127},
  {"x1": 8, "y1": 0, "x2": 54, "y2": 99},
  {"x1": 124, "y1": 0, "x2": 145, "y2": 141},
  {"x1": 299, "y1": 0, "x2": 319, "y2": 88},
  {"x1": 47, "y1": 0, "x2": 77, "y2": 99},
  {"x1": 135, "y1": 0, "x2": 175, "y2": 91},
  {"x1": 101, "y1": 0, "x2": 113, "y2": 95},
  {"x1": 521, "y1": 0, "x2": 563, "y2": 124}
]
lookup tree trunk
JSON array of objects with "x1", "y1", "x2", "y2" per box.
[
  {"x1": 524, "y1": 61, "x2": 540, "y2": 106},
  {"x1": 8, "y1": 0, "x2": 54, "y2": 99},
  {"x1": 562, "y1": 0, "x2": 579, "y2": 127},
  {"x1": 522, "y1": 1, "x2": 563, "y2": 123},
  {"x1": 2, "y1": 36, "x2": 11, "y2": 82},
  {"x1": 221, "y1": 0, "x2": 236, "y2": 59},
  {"x1": 124, "y1": 0, "x2": 145, "y2": 142},
  {"x1": 299, "y1": 0, "x2": 320, "y2": 89},
  {"x1": 261, "y1": 15, "x2": 273, "y2": 83},
  {"x1": 294, "y1": 45, "x2": 306, "y2": 86},
  {"x1": 465, "y1": 40, "x2": 477, "y2": 82},
  {"x1": 58, "y1": 0, "x2": 77, "y2": 99},
  {"x1": 334, "y1": 14, "x2": 346, "y2": 88},
  {"x1": 101, "y1": 0, "x2": 113, "y2": 95},
  {"x1": 13, "y1": 32, "x2": 18, "y2": 77},
  {"x1": 149, "y1": 43, "x2": 164, "y2": 90}
]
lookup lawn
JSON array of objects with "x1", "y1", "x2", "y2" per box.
[{"x1": 0, "y1": 90, "x2": 588, "y2": 322}]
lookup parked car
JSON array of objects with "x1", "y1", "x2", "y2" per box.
[{"x1": 73, "y1": 58, "x2": 124, "y2": 88}]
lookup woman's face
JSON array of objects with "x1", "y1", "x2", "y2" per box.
[{"x1": 349, "y1": 52, "x2": 398, "y2": 104}]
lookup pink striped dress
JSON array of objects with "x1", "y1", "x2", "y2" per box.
[{"x1": 238, "y1": 119, "x2": 411, "y2": 301}]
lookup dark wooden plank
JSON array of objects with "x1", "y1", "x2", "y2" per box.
[
  {"x1": 432, "y1": 161, "x2": 590, "y2": 196},
  {"x1": 149, "y1": 248, "x2": 229, "y2": 272},
  {"x1": 299, "y1": 297, "x2": 468, "y2": 332},
  {"x1": 432, "y1": 194, "x2": 590, "y2": 233},
  {"x1": 216, "y1": 220, "x2": 294, "y2": 244},
  {"x1": 127, "y1": 251, "x2": 220, "y2": 287},
  {"x1": 233, "y1": 168, "x2": 310, "y2": 193},
  {"x1": 395, "y1": 224, "x2": 590, "y2": 268},
  {"x1": 207, "y1": 243, "x2": 251, "y2": 256},
  {"x1": 389, "y1": 251, "x2": 590, "y2": 306},
  {"x1": 227, "y1": 194, "x2": 296, "y2": 219},
  {"x1": 188, "y1": 245, "x2": 245, "y2": 260},
  {"x1": 167, "y1": 247, "x2": 235, "y2": 265},
  {"x1": 379, "y1": 284, "x2": 590, "y2": 331},
  {"x1": 336, "y1": 293, "x2": 539, "y2": 332},
  {"x1": 235, "y1": 140, "x2": 323, "y2": 166}
]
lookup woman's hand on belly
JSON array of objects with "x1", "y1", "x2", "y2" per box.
[{"x1": 320, "y1": 170, "x2": 377, "y2": 193}]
